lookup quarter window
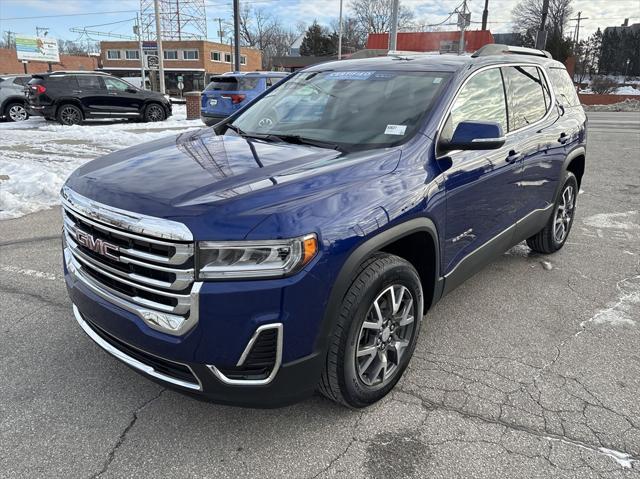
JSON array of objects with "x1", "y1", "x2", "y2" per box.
[
  {"x1": 183, "y1": 50, "x2": 199, "y2": 60},
  {"x1": 106, "y1": 50, "x2": 121, "y2": 60},
  {"x1": 548, "y1": 68, "x2": 580, "y2": 107},
  {"x1": 502, "y1": 66, "x2": 547, "y2": 131},
  {"x1": 76, "y1": 75, "x2": 103, "y2": 90},
  {"x1": 125, "y1": 50, "x2": 139, "y2": 60},
  {"x1": 440, "y1": 68, "x2": 507, "y2": 147}
]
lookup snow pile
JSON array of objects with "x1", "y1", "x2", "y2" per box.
[
  {"x1": 614, "y1": 85, "x2": 640, "y2": 95},
  {"x1": 0, "y1": 105, "x2": 204, "y2": 220}
]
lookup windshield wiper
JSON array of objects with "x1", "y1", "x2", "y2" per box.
[{"x1": 265, "y1": 134, "x2": 341, "y2": 151}]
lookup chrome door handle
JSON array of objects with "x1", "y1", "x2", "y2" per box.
[{"x1": 506, "y1": 150, "x2": 522, "y2": 163}]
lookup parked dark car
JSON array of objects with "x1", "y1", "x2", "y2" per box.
[
  {"x1": 200, "y1": 71, "x2": 288, "y2": 126},
  {"x1": 0, "y1": 75, "x2": 30, "y2": 122},
  {"x1": 26, "y1": 71, "x2": 172, "y2": 125},
  {"x1": 61, "y1": 45, "x2": 586, "y2": 408}
]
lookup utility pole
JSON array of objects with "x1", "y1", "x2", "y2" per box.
[
  {"x1": 338, "y1": 0, "x2": 344, "y2": 59},
  {"x1": 481, "y1": 0, "x2": 489, "y2": 31},
  {"x1": 389, "y1": 0, "x2": 399, "y2": 51},
  {"x1": 4, "y1": 31, "x2": 16, "y2": 49},
  {"x1": 135, "y1": 14, "x2": 146, "y2": 90},
  {"x1": 36, "y1": 27, "x2": 49, "y2": 37},
  {"x1": 233, "y1": 0, "x2": 241, "y2": 72},
  {"x1": 154, "y1": 0, "x2": 166, "y2": 94},
  {"x1": 458, "y1": 0, "x2": 468, "y2": 55},
  {"x1": 536, "y1": 0, "x2": 549, "y2": 49},
  {"x1": 570, "y1": 12, "x2": 589, "y2": 43},
  {"x1": 213, "y1": 17, "x2": 225, "y2": 44}
]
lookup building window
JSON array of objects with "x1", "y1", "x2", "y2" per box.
[
  {"x1": 183, "y1": 50, "x2": 199, "y2": 60},
  {"x1": 211, "y1": 51, "x2": 222, "y2": 62},
  {"x1": 125, "y1": 50, "x2": 139, "y2": 60},
  {"x1": 240, "y1": 55, "x2": 247, "y2": 65},
  {"x1": 164, "y1": 50, "x2": 178, "y2": 60},
  {"x1": 107, "y1": 50, "x2": 121, "y2": 60},
  {"x1": 224, "y1": 53, "x2": 232, "y2": 63}
]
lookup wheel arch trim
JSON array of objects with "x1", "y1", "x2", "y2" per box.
[{"x1": 315, "y1": 218, "x2": 441, "y2": 354}]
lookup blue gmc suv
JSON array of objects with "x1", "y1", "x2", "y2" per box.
[{"x1": 62, "y1": 45, "x2": 586, "y2": 408}]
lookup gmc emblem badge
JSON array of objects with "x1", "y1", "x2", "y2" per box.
[{"x1": 75, "y1": 230, "x2": 120, "y2": 261}]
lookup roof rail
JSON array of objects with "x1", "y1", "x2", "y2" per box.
[
  {"x1": 49, "y1": 70, "x2": 108, "y2": 75},
  {"x1": 471, "y1": 44, "x2": 552, "y2": 59}
]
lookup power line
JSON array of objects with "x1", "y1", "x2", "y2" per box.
[{"x1": 0, "y1": 10, "x2": 139, "y2": 21}]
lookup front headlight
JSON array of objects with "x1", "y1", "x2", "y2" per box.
[{"x1": 197, "y1": 234, "x2": 318, "y2": 280}]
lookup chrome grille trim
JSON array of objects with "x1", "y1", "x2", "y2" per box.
[
  {"x1": 64, "y1": 230, "x2": 193, "y2": 291},
  {"x1": 61, "y1": 185, "x2": 193, "y2": 241},
  {"x1": 61, "y1": 187, "x2": 199, "y2": 336}
]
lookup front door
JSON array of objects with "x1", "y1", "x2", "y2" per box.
[
  {"x1": 437, "y1": 67, "x2": 523, "y2": 292},
  {"x1": 101, "y1": 76, "x2": 142, "y2": 115}
]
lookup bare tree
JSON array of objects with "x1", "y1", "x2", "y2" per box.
[
  {"x1": 329, "y1": 16, "x2": 367, "y2": 54},
  {"x1": 239, "y1": 5, "x2": 297, "y2": 69},
  {"x1": 349, "y1": 0, "x2": 415, "y2": 34},
  {"x1": 512, "y1": 0, "x2": 573, "y2": 37}
]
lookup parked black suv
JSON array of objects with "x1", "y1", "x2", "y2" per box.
[{"x1": 27, "y1": 71, "x2": 172, "y2": 125}]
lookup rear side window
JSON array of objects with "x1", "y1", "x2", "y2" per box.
[
  {"x1": 13, "y1": 77, "x2": 29, "y2": 86},
  {"x1": 548, "y1": 68, "x2": 580, "y2": 107},
  {"x1": 77, "y1": 75, "x2": 103, "y2": 90},
  {"x1": 205, "y1": 77, "x2": 260, "y2": 91},
  {"x1": 440, "y1": 68, "x2": 507, "y2": 145},
  {"x1": 502, "y1": 66, "x2": 547, "y2": 131}
]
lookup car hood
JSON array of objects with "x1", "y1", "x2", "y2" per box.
[{"x1": 65, "y1": 128, "x2": 402, "y2": 239}]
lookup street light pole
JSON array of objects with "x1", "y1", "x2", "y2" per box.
[
  {"x1": 389, "y1": 0, "x2": 399, "y2": 51},
  {"x1": 338, "y1": 0, "x2": 343, "y2": 59},
  {"x1": 153, "y1": 0, "x2": 166, "y2": 94},
  {"x1": 135, "y1": 13, "x2": 146, "y2": 90}
]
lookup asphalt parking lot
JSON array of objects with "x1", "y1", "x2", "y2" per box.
[{"x1": 1, "y1": 111, "x2": 639, "y2": 478}]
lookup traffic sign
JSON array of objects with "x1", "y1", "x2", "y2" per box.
[
  {"x1": 177, "y1": 75, "x2": 184, "y2": 82},
  {"x1": 146, "y1": 55, "x2": 159, "y2": 70}
]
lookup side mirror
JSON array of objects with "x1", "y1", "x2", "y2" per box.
[{"x1": 444, "y1": 121, "x2": 505, "y2": 151}]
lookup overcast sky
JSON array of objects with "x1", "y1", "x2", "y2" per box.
[{"x1": 1, "y1": 0, "x2": 638, "y2": 44}]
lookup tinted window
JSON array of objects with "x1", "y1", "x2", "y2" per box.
[
  {"x1": 77, "y1": 75, "x2": 103, "y2": 90},
  {"x1": 205, "y1": 77, "x2": 259, "y2": 91},
  {"x1": 440, "y1": 68, "x2": 507, "y2": 145},
  {"x1": 13, "y1": 77, "x2": 29, "y2": 86},
  {"x1": 502, "y1": 66, "x2": 547, "y2": 131},
  {"x1": 548, "y1": 68, "x2": 580, "y2": 107}
]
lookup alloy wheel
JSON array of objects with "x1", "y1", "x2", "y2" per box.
[
  {"x1": 147, "y1": 105, "x2": 164, "y2": 121},
  {"x1": 60, "y1": 106, "x2": 81, "y2": 125},
  {"x1": 8, "y1": 104, "x2": 27, "y2": 122},
  {"x1": 554, "y1": 184, "x2": 575, "y2": 243},
  {"x1": 355, "y1": 284, "x2": 416, "y2": 387}
]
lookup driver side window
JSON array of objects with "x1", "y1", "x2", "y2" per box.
[
  {"x1": 439, "y1": 68, "x2": 507, "y2": 153},
  {"x1": 104, "y1": 77, "x2": 131, "y2": 92}
]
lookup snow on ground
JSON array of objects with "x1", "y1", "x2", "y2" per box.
[
  {"x1": 580, "y1": 86, "x2": 640, "y2": 95},
  {"x1": 0, "y1": 105, "x2": 203, "y2": 220}
]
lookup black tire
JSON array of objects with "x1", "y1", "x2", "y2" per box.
[
  {"x1": 57, "y1": 104, "x2": 83, "y2": 125},
  {"x1": 319, "y1": 253, "x2": 423, "y2": 408},
  {"x1": 526, "y1": 171, "x2": 578, "y2": 254},
  {"x1": 143, "y1": 103, "x2": 166, "y2": 122},
  {"x1": 5, "y1": 102, "x2": 28, "y2": 122}
]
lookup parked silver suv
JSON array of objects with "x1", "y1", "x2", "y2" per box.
[{"x1": 0, "y1": 75, "x2": 30, "y2": 122}]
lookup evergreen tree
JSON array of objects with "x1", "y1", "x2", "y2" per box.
[{"x1": 300, "y1": 21, "x2": 337, "y2": 56}]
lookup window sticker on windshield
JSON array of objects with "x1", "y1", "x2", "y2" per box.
[
  {"x1": 326, "y1": 71, "x2": 374, "y2": 80},
  {"x1": 385, "y1": 124, "x2": 407, "y2": 135}
]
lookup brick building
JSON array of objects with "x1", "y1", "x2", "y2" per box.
[
  {"x1": 0, "y1": 48, "x2": 99, "y2": 75},
  {"x1": 367, "y1": 30, "x2": 495, "y2": 54},
  {"x1": 100, "y1": 40, "x2": 262, "y2": 93}
]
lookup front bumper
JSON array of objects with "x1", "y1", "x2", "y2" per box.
[{"x1": 65, "y1": 247, "x2": 329, "y2": 407}]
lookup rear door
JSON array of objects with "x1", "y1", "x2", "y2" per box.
[
  {"x1": 439, "y1": 67, "x2": 523, "y2": 289},
  {"x1": 75, "y1": 75, "x2": 108, "y2": 115}
]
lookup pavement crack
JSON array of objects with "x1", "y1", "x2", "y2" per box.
[{"x1": 89, "y1": 388, "x2": 166, "y2": 479}]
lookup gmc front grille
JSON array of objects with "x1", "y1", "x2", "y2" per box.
[{"x1": 61, "y1": 186, "x2": 201, "y2": 336}]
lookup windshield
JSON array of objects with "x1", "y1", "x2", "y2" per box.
[{"x1": 230, "y1": 70, "x2": 450, "y2": 150}]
